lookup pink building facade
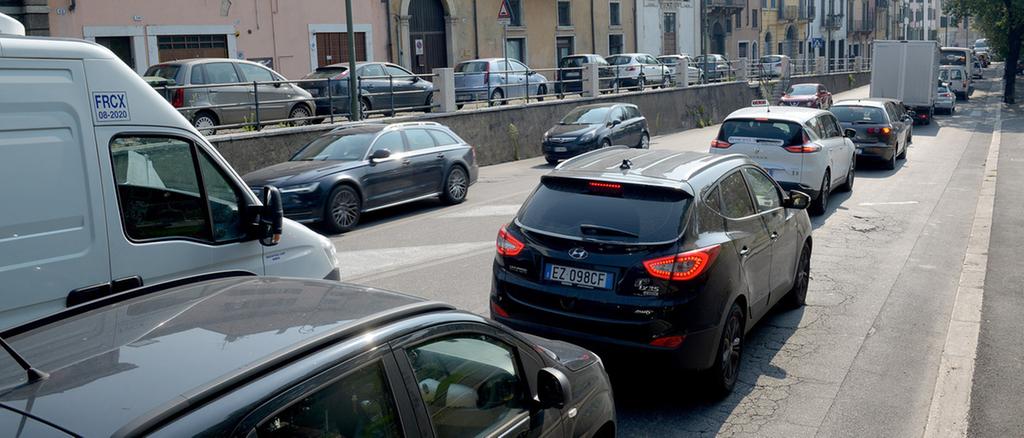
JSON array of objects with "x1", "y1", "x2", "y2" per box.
[{"x1": 46, "y1": 0, "x2": 389, "y2": 79}]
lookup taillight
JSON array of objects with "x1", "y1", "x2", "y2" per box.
[
  {"x1": 496, "y1": 225, "x2": 524, "y2": 256},
  {"x1": 784, "y1": 144, "x2": 822, "y2": 153},
  {"x1": 171, "y1": 88, "x2": 184, "y2": 108},
  {"x1": 491, "y1": 301, "x2": 510, "y2": 318},
  {"x1": 332, "y1": 70, "x2": 349, "y2": 80},
  {"x1": 643, "y1": 244, "x2": 721, "y2": 281},
  {"x1": 649, "y1": 335, "x2": 686, "y2": 348},
  {"x1": 711, "y1": 139, "x2": 732, "y2": 149}
]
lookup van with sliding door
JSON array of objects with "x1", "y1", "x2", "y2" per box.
[{"x1": 0, "y1": 14, "x2": 339, "y2": 329}]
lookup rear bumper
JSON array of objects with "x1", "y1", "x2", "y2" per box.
[{"x1": 854, "y1": 142, "x2": 897, "y2": 161}]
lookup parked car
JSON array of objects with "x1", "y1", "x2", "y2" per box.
[
  {"x1": 780, "y1": 83, "x2": 833, "y2": 109},
  {"x1": 757, "y1": 54, "x2": 789, "y2": 77},
  {"x1": 935, "y1": 84, "x2": 957, "y2": 115},
  {"x1": 939, "y1": 65, "x2": 970, "y2": 100},
  {"x1": 657, "y1": 54, "x2": 704, "y2": 84},
  {"x1": 144, "y1": 58, "x2": 315, "y2": 134},
  {"x1": 299, "y1": 62, "x2": 434, "y2": 120},
  {"x1": 971, "y1": 59, "x2": 984, "y2": 78},
  {"x1": 243, "y1": 122, "x2": 478, "y2": 233},
  {"x1": 556, "y1": 54, "x2": 615, "y2": 94},
  {"x1": 695, "y1": 54, "x2": 732, "y2": 81},
  {"x1": 710, "y1": 105, "x2": 857, "y2": 215},
  {"x1": 542, "y1": 103, "x2": 649, "y2": 164},
  {"x1": 831, "y1": 99, "x2": 914, "y2": 170},
  {"x1": 454, "y1": 58, "x2": 549, "y2": 106},
  {"x1": 491, "y1": 147, "x2": 813, "y2": 396},
  {"x1": 0, "y1": 275, "x2": 615, "y2": 437},
  {"x1": 605, "y1": 53, "x2": 671, "y2": 91}
]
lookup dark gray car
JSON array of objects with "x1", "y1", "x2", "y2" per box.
[
  {"x1": 542, "y1": 103, "x2": 649, "y2": 164},
  {"x1": 0, "y1": 274, "x2": 616, "y2": 437},
  {"x1": 299, "y1": 62, "x2": 435, "y2": 119}
]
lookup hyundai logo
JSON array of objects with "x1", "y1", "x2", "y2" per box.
[{"x1": 568, "y1": 248, "x2": 588, "y2": 260}]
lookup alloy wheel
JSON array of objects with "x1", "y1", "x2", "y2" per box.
[
  {"x1": 447, "y1": 168, "x2": 468, "y2": 202},
  {"x1": 331, "y1": 189, "x2": 360, "y2": 228}
]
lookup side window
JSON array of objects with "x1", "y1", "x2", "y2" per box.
[
  {"x1": 828, "y1": 115, "x2": 843, "y2": 137},
  {"x1": 197, "y1": 151, "x2": 245, "y2": 241},
  {"x1": 203, "y1": 62, "x2": 241, "y2": 84},
  {"x1": 805, "y1": 119, "x2": 823, "y2": 139},
  {"x1": 511, "y1": 61, "x2": 528, "y2": 73},
  {"x1": 360, "y1": 64, "x2": 386, "y2": 78},
  {"x1": 742, "y1": 168, "x2": 781, "y2": 212},
  {"x1": 819, "y1": 115, "x2": 839, "y2": 137},
  {"x1": 385, "y1": 65, "x2": 413, "y2": 78},
  {"x1": 238, "y1": 63, "x2": 275, "y2": 82},
  {"x1": 718, "y1": 172, "x2": 757, "y2": 218},
  {"x1": 255, "y1": 361, "x2": 403, "y2": 438},
  {"x1": 404, "y1": 129, "x2": 437, "y2": 151},
  {"x1": 699, "y1": 186, "x2": 725, "y2": 232},
  {"x1": 428, "y1": 130, "x2": 460, "y2": 146},
  {"x1": 611, "y1": 107, "x2": 626, "y2": 122},
  {"x1": 407, "y1": 335, "x2": 527, "y2": 438},
  {"x1": 372, "y1": 131, "x2": 406, "y2": 153},
  {"x1": 190, "y1": 65, "x2": 206, "y2": 85},
  {"x1": 627, "y1": 106, "x2": 641, "y2": 119}
]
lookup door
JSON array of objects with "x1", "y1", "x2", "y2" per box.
[
  {"x1": 362, "y1": 130, "x2": 418, "y2": 208},
  {"x1": 743, "y1": 168, "x2": 799, "y2": 300},
  {"x1": 717, "y1": 171, "x2": 773, "y2": 320},
  {"x1": 608, "y1": 106, "x2": 628, "y2": 146},
  {"x1": 643, "y1": 55, "x2": 661, "y2": 82},
  {"x1": 0, "y1": 58, "x2": 112, "y2": 327},
  {"x1": 509, "y1": 60, "x2": 530, "y2": 98},
  {"x1": 315, "y1": 32, "x2": 367, "y2": 67},
  {"x1": 663, "y1": 13, "x2": 677, "y2": 55},
  {"x1": 196, "y1": 62, "x2": 250, "y2": 126},
  {"x1": 156, "y1": 34, "x2": 228, "y2": 62},
  {"x1": 624, "y1": 105, "x2": 644, "y2": 145},
  {"x1": 237, "y1": 62, "x2": 288, "y2": 122},
  {"x1": 402, "y1": 128, "x2": 446, "y2": 196},
  {"x1": 556, "y1": 36, "x2": 574, "y2": 66},
  {"x1": 408, "y1": 0, "x2": 448, "y2": 74},
  {"x1": 820, "y1": 114, "x2": 852, "y2": 185},
  {"x1": 357, "y1": 64, "x2": 389, "y2": 112},
  {"x1": 97, "y1": 130, "x2": 265, "y2": 291},
  {"x1": 95, "y1": 36, "x2": 135, "y2": 70},
  {"x1": 384, "y1": 64, "x2": 422, "y2": 108}
]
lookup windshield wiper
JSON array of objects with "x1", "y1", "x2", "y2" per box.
[{"x1": 580, "y1": 224, "x2": 639, "y2": 238}]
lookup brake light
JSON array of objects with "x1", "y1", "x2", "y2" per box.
[
  {"x1": 496, "y1": 225, "x2": 524, "y2": 256},
  {"x1": 711, "y1": 139, "x2": 732, "y2": 149},
  {"x1": 643, "y1": 244, "x2": 721, "y2": 281},
  {"x1": 784, "y1": 144, "x2": 822, "y2": 153},
  {"x1": 171, "y1": 88, "x2": 184, "y2": 108},
  {"x1": 649, "y1": 335, "x2": 686, "y2": 348}
]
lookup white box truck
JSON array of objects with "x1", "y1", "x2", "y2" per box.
[
  {"x1": 0, "y1": 14, "x2": 340, "y2": 329},
  {"x1": 870, "y1": 40, "x2": 940, "y2": 125}
]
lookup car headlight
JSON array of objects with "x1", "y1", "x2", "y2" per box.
[
  {"x1": 278, "y1": 182, "x2": 320, "y2": 194},
  {"x1": 579, "y1": 131, "x2": 597, "y2": 143}
]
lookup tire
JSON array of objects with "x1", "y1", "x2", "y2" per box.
[
  {"x1": 637, "y1": 75, "x2": 646, "y2": 91},
  {"x1": 885, "y1": 145, "x2": 897, "y2": 169},
  {"x1": 192, "y1": 111, "x2": 218, "y2": 136},
  {"x1": 324, "y1": 185, "x2": 361, "y2": 234},
  {"x1": 423, "y1": 94, "x2": 433, "y2": 113},
  {"x1": 348, "y1": 98, "x2": 370, "y2": 121},
  {"x1": 612, "y1": 80, "x2": 621, "y2": 93},
  {"x1": 703, "y1": 302, "x2": 744, "y2": 397},
  {"x1": 536, "y1": 85, "x2": 547, "y2": 102},
  {"x1": 809, "y1": 170, "x2": 830, "y2": 216},
  {"x1": 838, "y1": 155, "x2": 855, "y2": 192},
  {"x1": 545, "y1": 157, "x2": 560, "y2": 166},
  {"x1": 601, "y1": 138, "x2": 612, "y2": 149},
  {"x1": 489, "y1": 88, "x2": 505, "y2": 106},
  {"x1": 785, "y1": 242, "x2": 812, "y2": 308},
  {"x1": 637, "y1": 132, "x2": 650, "y2": 149},
  {"x1": 287, "y1": 105, "x2": 311, "y2": 126},
  {"x1": 898, "y1": 140, "x2": 908, "y2": 160},
  {"x1": 441, "y1": 166, "x2": 470, "y2": 205}
]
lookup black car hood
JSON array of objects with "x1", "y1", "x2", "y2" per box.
[
  {"x1": 547, "y1": 124, "x2": 600, "y2": 138},
  {"x1": 521, "y1": 333, "x2": 599, "y2": 372},
  {"x1": 243, "y1": 159, "x2": 364, "y2": 187}
]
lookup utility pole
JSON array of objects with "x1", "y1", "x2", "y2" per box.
[{"x1": 344, "y1": 0, "x2": 359, "y2": 121}]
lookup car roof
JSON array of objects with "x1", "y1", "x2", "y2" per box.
[
  {"x1": 553, "y1": 147, "x2": 752, "y2": 193},
  {"x1": 725, "y1": 106, "x2": 827, "y2": 123},
  {"x1": 0, "y1": 276, "x2": 452, "y2": 437}
]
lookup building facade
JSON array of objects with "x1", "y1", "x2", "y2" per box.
[
  {"x1": 846, "y1": 0, "x2": 875, "y2": 57},
  {"x1": 807, "y1": 0, "x2": 848, "y2": 62},
  {"x1": 636, "y1": 0, "x2": 699, "y2": 57},
  {"x1": 759, "y1": 0, "x2": 812, "y2": 57}
]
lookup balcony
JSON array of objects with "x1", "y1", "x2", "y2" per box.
[
  {"x1": 848, "y1": 14, "x2": 876, "y2": 33},
  {"x1": 706, "y1": 0, "x2": 745, "y2": 12},
  {"x1": 779, "y1": 5, "x2": 813, "y2": 21},
  {"x1": 821, "y1": 14, "x2": 844, "y2": 30}
]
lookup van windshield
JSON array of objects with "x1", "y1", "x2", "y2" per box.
[
  {"x1": 291, "y1": 132, "x2": 377, "y2": 161},
  {"x1": 518, "y1": 178, "x2": 690, "y2": 243},
  {"x1": 144, "y1": 64, "x2": 181, "y2": 81}
]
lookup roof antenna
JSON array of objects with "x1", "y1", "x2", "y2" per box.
[
  {"x1": 620, "y1": 159, "x2": 632, "y2": 170},
  {"x1": 0, "y1": 337, "x2": 48, "y2": 383}
]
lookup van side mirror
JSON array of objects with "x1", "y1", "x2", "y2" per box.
[
  {"x1": 536, "y1": 367, "x2": 570, "y2": 410},
  {"x1": 844, "y1": 128, "x2": 856, "y2": 139},
  {"x1": 783, "y1": 190, "x2": 810, "y2": 210},
  {"x1": 259, "y1": 186, "x2": 283, "y2": 246},
  {"x1": 369, "y1": 149, "x2": 391, "y2": 162}
]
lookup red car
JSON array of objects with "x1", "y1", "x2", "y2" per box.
[{"x1": 780, "y1": 83, "x2": 832, "y2": 109}]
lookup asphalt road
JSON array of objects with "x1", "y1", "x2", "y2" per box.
[{"x1": 322, "y1": 77, "x2": 1003, "y2": 437}]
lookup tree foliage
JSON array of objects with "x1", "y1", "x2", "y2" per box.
[{"x1": 945, "y1": 0, "x2": 1024, "y2": 102}]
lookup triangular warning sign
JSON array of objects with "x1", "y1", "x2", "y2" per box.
[{"x1": 497, "y1": 0, "x2": 513, "y2": 20}]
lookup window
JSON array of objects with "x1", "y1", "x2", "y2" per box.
[
  {"x1": 742, "y1": 168, "x2": 781, "y2": 212},
  {"x1": 663, "y1": 12, "x2": 676, "y2": 32},
  {"x1": 699, "y1": 186, "x2": 725, "y2": 232},
  {"x1": 256, "y1": 362, "x2": 403, "y2": 438},
  {"x1": 505, "y1": 38, "x2": 526, "y2": 62},
  {"x1": 238, "y1": 63, "x2": 275, "y2": 82},
  {"x1": 408, "y1": 335, "x2": 527, "y2": 438},
  {"x1": 510, "y1": 60, "x2": 529, "y2": 73},
  {"x1": 405, "y1": 129, "x2": 437, "y2": 151},
  {"x1": 557, "y1": 1, "x2": 572, "y2": 26},
  {"x1": 190, "y1": 66, "x2": 206, "y2": 85},
  {"x1": 508, "y1": 0, "x2": 523, "y2": 26},
  {"x1": 428, "y1": 130, "x2": 460, "y2": 146},
  {"x1": 610, "y1": 106, "x2": 627, "y2": 122},
  {"x1": 373, "y1": 131, "x2": 406, "y2": 152},
  {"x1": 739, "y1": 42, "x2": 749, "y2": 58},
  {"x1": 609, "y1": 34, "x2": 624, "y2": 55},
  {"x1": 110, "y1": 136, "x2": 244, "y2": 242},
  {"x1": 610, "y1": 1, "x2": 621, "y2": 26},
  {"x1": 718, "y1": 172, "x2": 757, "y2": 218},
  {"x1": 385, "y1": 65, "x2": 414, "y2": 79},
  {"x1": 556, "y1": 36, "x2": 574, "y2": 65},
  {"x1": 157, "y1": 34, "x2": 227, "y2": 50},
  {"x1": 359, "y1": 64, "x2": 386, "y2": 78},
  {"x1": 203, "y1": 62, "x2": 240, "y2": 84},
  {"x1": 752, "y1": 10, "x2": 759, "y2": 27},
  {"x1": 818, "y1": 115, "x2": 841, "y2": 137}
]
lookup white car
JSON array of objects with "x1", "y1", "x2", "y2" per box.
[
  {"x1": 605, "y1": 53, "x2": 670, "y2": 91},
  {"x1": 939, "y1": 65, "x2": 970, "y2": 100},
  {"x1": 709, "y1": 105, "x2": 857, "y2": 215},
  {"x1": 757, "y1": 55, "x2": 789, "y2": 77},
  {"x1": 936, "y1": 84, "x2": 957, "y2": 114},
  {"x1": 657, "y1": 54, "x2": 703, "y2": 85}
]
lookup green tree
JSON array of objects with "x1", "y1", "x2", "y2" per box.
[{"x1": 945, "y1": 0, "x2": 1024, "y2": 103}]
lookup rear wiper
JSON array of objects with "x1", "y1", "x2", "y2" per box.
[{"x1": 580, "y1": 224, "x2": 639, "y2": 238}]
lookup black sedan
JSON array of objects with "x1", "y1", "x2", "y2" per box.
[
  {"x1": 831, "y1": 99, "x2": 913, "y2": 170},
  {"x1": 542, "y1": 103, "x2": 649, "y2": 165},
  {"x1": 244, "y1": 122, "x2": 477, "y2": 233},
  {"x1": 0, "y1": 274, "x2": 616, "y2": 437},
  {"x1": 300, "y1": 62, "x2": 435, "y2": 119},
  {"x1": 492, "y1": 148, "x2": 813, "y2": 395}
]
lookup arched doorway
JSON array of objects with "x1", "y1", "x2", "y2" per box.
[
  {"x1": 764, "y1": 32, "x2": 773, "y2": 55},
  {"x1": 784, "y1": 25, "x2": 797, "y2": 57},
  {"x1": 711, "y1": 22, "x2": 725, "y2": 55},
  {"x1": 752, "y1": 41, "x2": 759, "y2": 59},
  {"x1": 407, "y1": 0, "x2": 448, "y2": 74}
]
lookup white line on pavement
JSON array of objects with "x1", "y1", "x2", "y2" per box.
[
  {"x1": 922, "y1": 100, "x2": 1000, "y2": 438},
  {"x1": 438, "y1": 204, "x2": 522, "y2": 219},
  {"x1": 858, "y1": 201, "x2": 920, "y2": 206},
  {"x1": 339, "y1": 241, "x2": 493, "y2": 280}
]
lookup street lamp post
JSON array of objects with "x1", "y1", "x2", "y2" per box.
[{"x1": 345, "y1": 0, "x2": 360, "y2": 121}]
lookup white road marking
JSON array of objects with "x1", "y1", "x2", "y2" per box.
[
  {"x1": 857, "y1": 201, "x2": 920, "y2": 206},
  {"x1": 338, "y1": 241, "x2": 493, "y2": 280},
  {"x1": 922, "y1": 101, "x2": 999, "y2": 438},
  {"x1": 438, "y1": 204, "x2": 521, "y2": 218}
]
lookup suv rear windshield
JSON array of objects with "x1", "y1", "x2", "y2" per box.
[
  {"x1": 832, "y1": 106, "x2": 887, "y2": 123},
  {"x1": 517, "y1": 178, "x2": 690, "y2": 243},
  {"x1": 719, "y1": 119, "x2": 805, "y2": 145},
  {"x1": 304, "y1": 67, "x2": 347, "y2": 79},
  {"x1": 144, "y1": 64, "x2": 181, "y2": 81}
]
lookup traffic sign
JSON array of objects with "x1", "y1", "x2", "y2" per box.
[
  {"x1": 497, "y1": 0, "x2": 513, "y2": 24},
  {"x1": 811, "y1": 37, "x2": 825, "y2": 49}
]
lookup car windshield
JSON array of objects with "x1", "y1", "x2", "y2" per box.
[
  {"x1": 456, "y1": 61, "x2": 489, "y2": 73},
  {"x1": 291, "y1": 132, "x2": 377, "y2": 161},
  {"x1": 561, "y1": 107, "x2": 611, "y2": 124},
  {"x1": 144, "y1": 64, "x2": 180, "y2": 81},
  {"x1": 832, "y1": 106, "x2": 887, "y2": 123},
  {"x1": 788, "y1": 84, "x2": 818, "y2": 95},
  {"x1": 518, "y1": 178, "x2": 691, "y2": 243},
  {"x1": 303, "y1": 67, "x2": 347, "y2": 79},
  {"x1": 560, "y1": 57, "x2": 589, "y2": 67},
  {"x1": 606, "y1": 56, "x2": 631, "y2": 65},
  {"x1": 719, "y1": 119, "x2": 805, "y2": 145}
]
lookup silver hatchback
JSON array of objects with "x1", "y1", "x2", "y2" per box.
[{"x1": 145, "y1": 58, "x2": 314, "y2": 134}]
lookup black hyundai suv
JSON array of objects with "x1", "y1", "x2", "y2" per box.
[
  {"x1": 491, "y1": 147, "x2": 814, "y2": 394},
  {"x1": 0, "y1": 274, "x2": 614, "y2": 437}
]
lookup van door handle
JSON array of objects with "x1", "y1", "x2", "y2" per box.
[{"x1": 739, "y1": 246, "x2": 750, "y2": 256}]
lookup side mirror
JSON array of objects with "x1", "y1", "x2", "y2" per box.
[
  {"x1": 259, "y1": 186, "x2": 283, "y2": 246},
  {"x1": 528, "y1": 70, "x2": 537, "y2": 76},
  {"x1": 536, "y1": 367, "x2": 570, "y2": 410},
  {"x1": 273, "y1": 82, "x2": 282, "y2": 88},
  {"x1": 369, "y1": 149, "x2": 391, "y2": 162},
  {"x1": 609, "y1": 119, "x2": 621, "y2": 127},
  {"x1": 844, "y1": 128, "x2": 856, "y2": 139},
  {"x1": 783, "y1": 190, "x2": 811, "y2": 210}
]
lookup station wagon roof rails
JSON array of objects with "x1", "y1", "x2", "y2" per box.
[
  {"x1": 383, "y1": 121, "x2": 443, "y2": 130},
  {"x1": 328, "y1": 122, "x2": 387, "y2": 133}
]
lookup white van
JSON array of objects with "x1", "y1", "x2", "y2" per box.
[{"x1": 0, "y1": 16, "x2": 339, "y2": 328}]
